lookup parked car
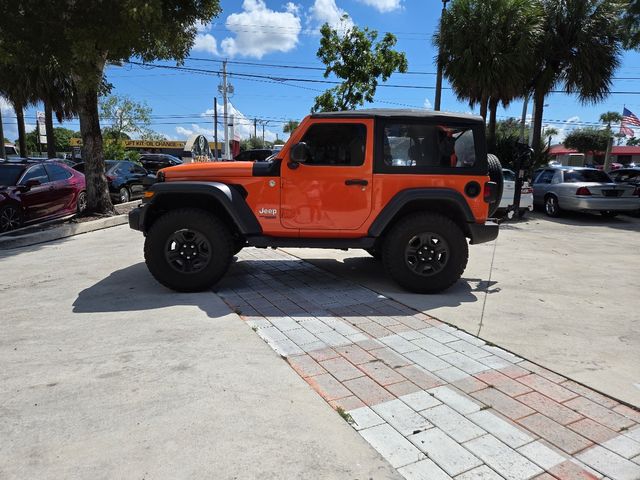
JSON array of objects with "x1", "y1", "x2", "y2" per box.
[
  {"x1": 533, "y1": 166, "x2": 640, "y2": 217},
  {"x1": 3, "y1": 144, "x2": 19, "y2": 159},
  {"x1": 608, "y1": 167, "x2": 640, "y2": 187},
  {"x1": 73, "y1": 160, "x2": 150, "y2": 203},
  {"x1": 233, "y1": 149, "x2": 274, "y2": 162},
  {"x1": 139, "y1": 154, "x2": 182, "y2": 173},
  {"x1": 498, "y1": 168, "x2": 533, "y2": 217},
  {"x1": 0, "y1": 161, "x2": 86, "y2": 233}
]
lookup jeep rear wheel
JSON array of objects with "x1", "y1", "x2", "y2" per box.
[
  {"x1": 144, "y1": 208, "x2": 233, "y2": 292},
  {"x1": 382, "y1": 213, "x2": 468, "y2": 293}
]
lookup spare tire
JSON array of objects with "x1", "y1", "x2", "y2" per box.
[{"x1": 487, "y1": 154, "x2": 504, "y2": 217}]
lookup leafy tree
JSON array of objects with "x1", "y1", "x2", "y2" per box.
[
  {"x1": 621, "y1": 0, "x2": 640, "y2": 49},
  {"x1": 435, "y1": 0, "x2": 542, "y2": 151},
  {"x1": 283, "y1": 120, "x2": 300, "y2": 134},
  {"x1": 493, "y1": 118, "x2": 522, "y2": 170},
  {"x1": 563, "y1": 128, "x2": 609, "y2": 154},
  {"x1": 100, "y1": 95, "x2": 152, "y2": 143},
  {"x1": 0, "y1": 69, "x2": 33, "y2": 156},
  {"x1": 627, "y1": 137, "x2": 640, "y2": 146},
  {"x1": 103, "y1": 140, "x2": 127, "y2": 161},
  {"x1": 313, "y1": 18, "x2": 408, "y2": 112},
  {"x1": 140, "y1": 130, "x2": 167, "y2": 141},
  {"x1": 600, "y1": 111, "x2": 623, "y2": 170},
  {"x1": 529, "y1": 0, "x2": 622, "y2": 155},
  {"x1": 0, "y1": 0, "x2": 222, "y2": 213}
]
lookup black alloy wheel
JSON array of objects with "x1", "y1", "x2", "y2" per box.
[
  {"x1": 0, "y1": 205, "x2": 21, "y2": 233},
  {"x1": 164, "y1": 229, "x2": 212, "y2": 274},
  {"x1": 404, "y1": 233, "x2": 449, "y2": 277}
]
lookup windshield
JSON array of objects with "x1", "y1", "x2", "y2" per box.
[
  {"x1": 0, "y1": 165, "x2": 25, "y2": 187},
  {"x1": 563, "y1": 170, "x2": 611, "y2": 183}
]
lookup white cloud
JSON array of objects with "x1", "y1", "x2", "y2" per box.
[
  {"x1": 423, "y1": 98, "x2": 432, "y2": 110},
  {"x1": 176, "y1": 102, "x2": 277, "y2": 142},
  {"x1": 551, "y1": 116, "x2": 580, "y2": 144},
  {"x1": 193, "y1": 33, "x2": 219, "y2": 55},
  {"x1": 220, "y1": 0, "x2": 302, "y2": 59},
  {"x1": 307, "y1": 0, "x2": 354, "y2": 32},
  {"x1": 355, "y1": 0, "x2": 401, "y2": 13}
]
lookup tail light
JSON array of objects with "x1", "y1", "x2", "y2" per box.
[
  {"x1": 576, "y1": 187, "x2": 591, "y2": 196},
  {"x1": 484, "y1": 181, "x2": 498, "y2": 203},
  {"x1": 106, "y1": 175, "x2": 115, "y2": 182},
  {"x1": 633, "y1": 187, "x2": 640, "y2": 196},
  {"x1": 521, "y1": 186, "x2": 533, "y2": 194}
]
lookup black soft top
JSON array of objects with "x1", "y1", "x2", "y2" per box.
[{"x1": 311, "y1": 108, "x2": 483, "y2": 124}]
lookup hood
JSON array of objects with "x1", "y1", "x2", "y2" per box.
[{"x1": 161, "y1": 161, "x2": 255, "y2": 181}]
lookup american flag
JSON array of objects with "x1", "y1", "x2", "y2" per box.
[
  {"x1": 622, "y1": 107, "x2": 640, "y2": 127},
  {"x1": 620, "y1": 124, "x2": 635, "y2": 137}
]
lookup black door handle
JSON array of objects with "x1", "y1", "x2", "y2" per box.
[{"x1": 345, "y1": 179, "x2": 368, "y2": 186}]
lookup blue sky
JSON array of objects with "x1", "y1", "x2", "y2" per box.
[{"x1": 3, "y1": 0, "x2": 640, "y2": 145}]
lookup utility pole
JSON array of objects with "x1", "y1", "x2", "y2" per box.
[
  {"x1": 222, "y1": 60, "x2": 230, "y2": 160},
  {"x1": 254, "y1": 118, "x2": 257, "y2": 139},
  {"x1": 213, "y1": 97, "x2": 218, "y2": 161},
  {"x1": 0, "y1": 108, "x2": 6, "y2": 160},
  {"x1": 434, "y1": 0, "x2": 449, "y2": 111},
  {"x1": 262, "y1": 122, "x2": 265, "y2": 148}
]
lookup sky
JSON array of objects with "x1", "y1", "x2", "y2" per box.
[{"x1": 2, "y1": 0, "x2": 640, "y2": 146}]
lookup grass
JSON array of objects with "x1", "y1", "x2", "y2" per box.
[{"x1": 336, "y1": 407, "x2": 355, "y2": 425}]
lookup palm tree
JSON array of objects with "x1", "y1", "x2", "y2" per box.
[
  {"x1": 283, "y1": 120, "x2": 299, "y2": 135},
  {"x1": 600, "y1": 111, "x2": 622, "y2": 171},
  {"x1": 544, "y1": 127, "x2": 559, "y2": 148},
  {"x1": 435, "y1": 0, "x2": 542, "y2": 151},
  {"x1": 0, "y1": 68, "x2": 34, "y2": 156},
  {"x1": 529, "y1": 0, "x2": 622, "y2": 155}
]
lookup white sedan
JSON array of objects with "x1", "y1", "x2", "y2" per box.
[{"x1": 499, "y1": 169, "x2": 534, "y2": 218}]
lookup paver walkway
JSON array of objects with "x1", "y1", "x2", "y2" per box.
[{"x1": 218, "y1": 248, "x2": 640, "y2": 480}]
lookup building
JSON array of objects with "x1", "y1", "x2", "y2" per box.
[{"x1": 549, "y1": 145, "x2": 640, "y2": 166}]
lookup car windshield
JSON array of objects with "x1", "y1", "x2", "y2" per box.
[
  {"x1": 0, "y1": 165, "x2": 25, "y2": 187},
  {"x1": 563, "y1": 170, "x2": 611, "y2": 183}
]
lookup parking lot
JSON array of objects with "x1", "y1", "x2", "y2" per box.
[
  {"x1": 286, "y1": 211, "x2": 640, "y2": 408},
  {"x1": 1, "y1": 212, "x2": 639, "y2": 478}
]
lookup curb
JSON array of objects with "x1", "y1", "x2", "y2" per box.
[{"x1": 0, "y1": 214, "x2": 128, "y2": 250}]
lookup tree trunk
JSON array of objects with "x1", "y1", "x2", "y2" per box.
[
  {"x1": 531, "y1": 91, "x2": 545, "y2": 156},
  {"x1": 603, "y1": 135, "x2": 613, "y2": 172},
  {"x1": 44, "y1": 102, "x2": 56, "y2": 158},
  {"x1": 487, "y1": 97, "x2": 499, "y2": 154},
  {"x1": 479, "y1": 95, "x2": 489, "y2": 121},
  {"x1": 15, "y1": 103, "x2": 27, "y2": 156},
  {"x1": 0, "y1": 106, "x2": 6, "y2": 160},
  {"x1": 77, "y1": 81, "x2": 114, "y2": 214}
]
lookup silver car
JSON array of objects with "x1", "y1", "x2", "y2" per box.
[{"x1": 533, "y1": 167, "x2": 640, "y2": 217}]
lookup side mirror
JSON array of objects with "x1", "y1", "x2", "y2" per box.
[
  {"x1": 20, "y1": 179, "x2": 41, "y2": 191},
  {"x1": 290, "y1": 142, "x2": 310, "y2": 164}
]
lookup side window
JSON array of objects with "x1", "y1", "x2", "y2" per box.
[
  {"x1": 44, "y1": 164, "x2": 72, "y2": 181},
  {"x1": 20, "y1": 165, "x2": 49, "y2": 184},
  {"x1": 133, "y1": 165, "x2": 146, "y2": 174},
  {"x1": 503, "y1": 170, "x2": 516, "y2": 182},
  {"x1": 382, "y1": 123, "x2": 477, "y2": 169},
  {"x1": 300, "y1": 123, "x2": 366, "y2": 166},
  {"x1": 552, "y1": 171, "x2": 562, "y2": 184},
  {"x1": 535, "y1": 170, "x2": 554, "y2": 184}
]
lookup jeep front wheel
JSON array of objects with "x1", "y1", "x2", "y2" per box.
[
  {"x1": 382, "y1": 213, "x2": 468, "y2": 293},
  {"x1": 144, "y1": 208, "x2": 233, "y2": 292}
]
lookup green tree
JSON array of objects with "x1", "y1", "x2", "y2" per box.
[
  {"x1": 140, "y1": 130, "x2": 167, "y2": 141},
  {"x1": 0, "y1": 69, "x2": 33, "y2": 156},
  {"x1": 0, "y1": 0, "x2": 221, "y2": 214},
  {"x1": 283, "y1": 120, "x2": 299, "y2": 134},
  {"x1": 435, "y1": 0, "x2": 542, "y2": 151},
  {"x1": 545, "y1": 127, "x2": 559, "y2": 147},
  {"x1": 621, "y1": 0, "x2": 640, "y2": 49},
  {"x1": 600, "y1": 111, "x2": 623, "y2": 171},
  {"x1": 312, "y1": 18, "x2": 408, "y2": 112},
  {"x1": 563, "y1": 128, "x2": 609, "y2": 154},
  {"x1": 529, "y1": 0, "x2": 622, "y2": 156},
  {"x1": 100, "y1": 95, "x2": 152, "y2": 143},
  {"x1": 627, "y1": 137, "x2": 640, "y2": 146}
]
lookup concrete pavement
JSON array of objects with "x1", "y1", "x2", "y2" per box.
[
  {"x1": 0, "y1": 226, "x2": 400, "y2": 480},
  {"x1": 284, "y1": 212, "x2": 640, "y2": 408}
]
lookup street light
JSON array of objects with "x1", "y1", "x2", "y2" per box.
[{"x1": 434, "y1": 0, "x2": 449, "y2": 112}]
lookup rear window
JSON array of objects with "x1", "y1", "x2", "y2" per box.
[
  {"x1": 379, "y1": 122, "x2": 479, "y2": 172},
  {"x1": 563, "y1": 170, "x2": 611, "y2": 183},
  {"x1": 0, "y1": 165, "x2": 24, "y2": 186}
]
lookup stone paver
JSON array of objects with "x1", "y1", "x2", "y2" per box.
[{"x1": 218, "y1": 248, "x2": 640, "y2": 480}]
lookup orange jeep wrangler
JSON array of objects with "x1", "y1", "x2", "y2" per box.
[{"x1": 129, "y1": 110, "x2": 503, "y2": 293}]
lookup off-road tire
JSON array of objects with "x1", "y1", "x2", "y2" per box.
[
  {"x1": 144, "y1": 208, "x2": 233, "y2": 292},
  {"x1": 487, "y1": 154, "x2": 504, "y2": 217},
  {"x1": 382, "y1": 212, "x2": 468, "y2": 293}
]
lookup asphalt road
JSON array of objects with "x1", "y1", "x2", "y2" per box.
[
  {"x1": 0, "y1": 226, "x2": 399, "y2": 480},
  {"x1": 285, "y1": 211, "x2": 640, "y2": 408}
]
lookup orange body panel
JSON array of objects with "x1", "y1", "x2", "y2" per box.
[{"x1": 160, "y1": 115, "x2": 490, "y2": 238}]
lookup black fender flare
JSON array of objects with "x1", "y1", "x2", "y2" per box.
[
  {"x1": 144, "y1": 181, "x2": 262, "y2": 235},
  {"x1": 368, "y1": 188, "x2": 476, "y2": 237}
]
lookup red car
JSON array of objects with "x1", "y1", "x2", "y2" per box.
[{"x1": 0, "y1": 160, "x2": 86, "y2": 233}]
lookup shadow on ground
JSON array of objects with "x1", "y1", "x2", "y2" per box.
[{"x1": 73, "y1": 262, "x2": 228, "y2": 318}]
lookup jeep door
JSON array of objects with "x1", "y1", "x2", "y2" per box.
[{"x1": 281, "y1": 120, "x2": 373, "y2": 231}]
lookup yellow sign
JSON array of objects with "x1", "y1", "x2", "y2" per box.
[{"x1": 69, "y1": 138, "x2": 222, "y2": 149}]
